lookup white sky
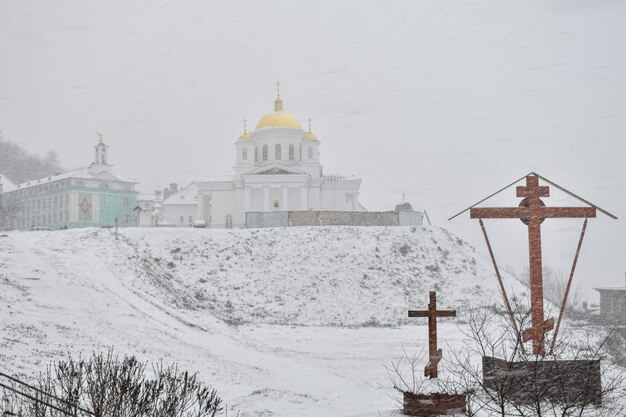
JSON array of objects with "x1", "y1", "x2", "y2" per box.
[{"x1": 1, "y1": 0, "x2": 625, "y2": 298}]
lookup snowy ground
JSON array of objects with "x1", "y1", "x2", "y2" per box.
[{"x1": 0, "y1": 226, "x2": 607, "y2": 416}]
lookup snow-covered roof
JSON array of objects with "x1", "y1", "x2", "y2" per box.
[
  {"x1": 7, "y1": 165, "x2": 137, "y2": 192},
  {"x1": 195, "y1": 174, "x2": 235, "y2": 182},
  {"x1": 0, "y1": 174, "x2": 16, "y2": 191},
  {"x1": 163, "y1": 182, "x2": 199, "y2": 205}
]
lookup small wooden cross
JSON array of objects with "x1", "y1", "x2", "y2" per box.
[
  {"x1": 408, "y1": 291, "x2": 456, "y2": 379},
  {"x1": 470, "y1": 174, "x2": 596, "y2": 355}
]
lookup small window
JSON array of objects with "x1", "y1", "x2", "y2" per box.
[
  {"x1": 242, "y1": 148, "x2": 248, "y2": 161},
  {"x1": 255, "y1": 147, "x2": 258, "y2": 162},
  {"x1": 308, "y1": 146, "x2": 313, "y2": 160},
  {"x1": 263, "y1": 145, "x2": 268, "y2": 161},
  {"x1": 273, "y1": 200, "x2": 280, "y2": 208},
  {"x1": 189, "y1": 215, "x2": 193, "y2": 223},
  {"x1": 275, "y1": 144, "x2": 281, "y2": 160},
  {"x1": 299, "y1": 146, "x2": 302, "y2": 161},
  {"x1": 225, "y1": 215, "x2": 233, "y2": 229},
  {"x1": 289, "y1": 144, "x2": 295, "y2": 160},
  {"x1": 180, "y1": 215, "x2": 184, "y2": 223}
]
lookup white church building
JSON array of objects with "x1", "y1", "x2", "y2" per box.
[{"x1": 195, "y1": 90, "x2": 363, "y2": 228}]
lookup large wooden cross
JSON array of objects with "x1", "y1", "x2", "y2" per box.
[
  {"x1": 470, "y1": 174, "x2": 596, "y2": 355},
  {"x1": 408, "y1": 291, "x2": 456, "y2": 378}
]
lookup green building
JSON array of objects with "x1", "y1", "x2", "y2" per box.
[{"x1": 3, "y1": 136, "x2": 137, "y2": 230}]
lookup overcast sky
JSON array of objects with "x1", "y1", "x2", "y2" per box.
[{"x1": 1, "y1": 0, "x2": 625, "y2": 298}]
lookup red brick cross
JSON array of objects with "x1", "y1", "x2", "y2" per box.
[
  {"x1": 408, "y1": 291, "x2": 456, "y2": 379},
  {"x1": 470, "y1": 175, "x2": 596, "y2": 355}
]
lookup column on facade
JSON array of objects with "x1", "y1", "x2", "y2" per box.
[
  {"x1": 300, "y1": 186, "x2": 309, "y2": 210},
  {"x1": 263, "y1": 187, "x2": 270, "y2": 212},
  {"x1": 282, "y1": 187, "x2": 289, "y2": 211},
  {"x1": 244, "y1": 187, "x2": 251, "y2": 213}
]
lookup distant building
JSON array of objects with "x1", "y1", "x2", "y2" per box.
[
  {"x1": 394, "y1": 200, "x2": 424, "y2": 226},
  {"x1": 162, "y1": 182, "x2": 198, "y2": 227},
  {"x1": 594, "y1": 284, "x2": 626, "y2": 324},
  {"x1": 2, "y1": 135, "x2": 137, "y2": 230}
]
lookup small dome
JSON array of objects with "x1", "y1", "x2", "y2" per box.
[
  {"x1": 239, "y1": 132, "x2": 251, "y2": 141},
  {"x1": 256, "y1": 112, "x2": 302, "y2": 130},
  {"x1": 303, "y1": 131, "x2": 317, "y2": 141}
]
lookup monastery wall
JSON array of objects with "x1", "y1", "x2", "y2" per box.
[{"x1": 246, "y1": 211, "x2": 422, "y2": 228}]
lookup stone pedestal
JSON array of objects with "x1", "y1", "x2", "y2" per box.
[
  {"x1": 482, "y1": 356, "x2": 602, "y2": 405},
  {"x1": 403, "y1": 392, "x2": 466, "y2": 416}
]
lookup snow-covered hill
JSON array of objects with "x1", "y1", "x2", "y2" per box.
[
  {"x1": 0, "y1": 226, "x2": 530, "y2": 416},
  {"x1": 21, "y1": 226, "x2": 525, "y2": 326}
]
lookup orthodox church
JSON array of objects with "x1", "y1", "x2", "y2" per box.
[{"x1": 195, "y1": 88, "x2": 363, "y2": 228}]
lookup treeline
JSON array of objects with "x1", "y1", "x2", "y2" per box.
[{"x1": 0, "y1": 133, "x2": 63, "y2": 185}]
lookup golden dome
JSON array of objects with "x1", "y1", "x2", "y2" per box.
[
  {"x1": 239, "y1": 118, "x2": 252, "y2": 140},
  {"x1": 256, "y1": 85, "x2": 303, "y2": 130},
  {"x1": 256, "y1": 112, "x2": 303, "y2": 130},
  {"x1": 303, "y1": 117, "x2": 317, "y2": 140}
]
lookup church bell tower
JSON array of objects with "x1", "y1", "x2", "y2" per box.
[{"x1": 90, "y1": 131, "x2": 112, "y2": 174}]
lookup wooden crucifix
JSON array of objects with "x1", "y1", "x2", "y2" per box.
[
  {"x1": 408, "y1": 291, "x2": 456, "y2": 379},
  {"x1": 470, "y1": 174, "x2": 596, "y2": 356}
]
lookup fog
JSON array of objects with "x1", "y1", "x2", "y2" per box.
[{"x1": 1, "y1": 0, "x2": 624, "y2": 298}]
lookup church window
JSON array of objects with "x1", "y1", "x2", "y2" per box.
[
  {"x1": 263, "y1": 145, "x2": 268, "y2": 161},
  {"x1": 189, "y1": 215, "x2": 193, "y2": 223},
  {"x1": 180, "y1": 215, "x2": 184, "y2": 224},
  {"x1": 289, "y1": 144, "x2": 294, "y2": 160},
  {"x1": 242, "y1": 148, "x2": 248, "y2": 161},
  {"x1": 273, "y1": 200, "x2": 280, "y2": 208},
  {"x1": 275, "y1": 144, "x2": 281, "y2": 160},
  {"x1": 308, "y1": 146, "x2": 313, "y2": 160},
  {"x1": 255, "y1": 147, "x2": 258, "y2": 162},
  {"x1": 225, "y1": 215, "x2": 233, "y2": 229},
  {"x1": 299, "y1": 146, "x2": 302, "y2": 161}
]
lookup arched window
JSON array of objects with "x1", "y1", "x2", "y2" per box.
[
  {"x1": 299, "y1": 146, "x2": 302, "y2": 161},
  {"x1": 263, "y1": 145, "x2": 268, "y2": 161},
  {"x1": 225, "y1": 215, "x2": 233, "y2": 229},
  {"x1": 308, "y1": 146, "x2": 313, "y2": 160},
  {"x1": 242, "y1": 148, "x2": 248, "y2": 161},
  {"x1": 255, "y1": 147, "x2": 258, "y2": 162},
  {"x1": 289, "y1": 144, "x2": 295, "y2": 160},
  {"x1": 275, "y1": 144, "x2": 281, "y2": 160}
]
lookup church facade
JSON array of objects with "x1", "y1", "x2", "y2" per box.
[
  {"x1": 2, "y1": 136, "x2": 137, "y2": 230},
  {"x1": 195, "y1": 92, "x2": 362, "y2": 228}
]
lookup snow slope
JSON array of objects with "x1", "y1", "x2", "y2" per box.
[
  {"x1": 0, "y1": 226, "x2": 530, "y2": 416},
  {"x1": 99, "y1": 226, "x2": 528, "y2": 326}
]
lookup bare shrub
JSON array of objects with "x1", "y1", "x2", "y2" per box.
[{"x1": 0, "y1": 349, "x2": 223, "y2": 417}]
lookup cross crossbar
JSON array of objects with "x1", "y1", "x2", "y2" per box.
[
  {"x1": 471, "y1": 207, "x2": 596, "y2": 219},
  {"x1": 408, "y1": 310, "x2": 456, "y2": 318}
]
